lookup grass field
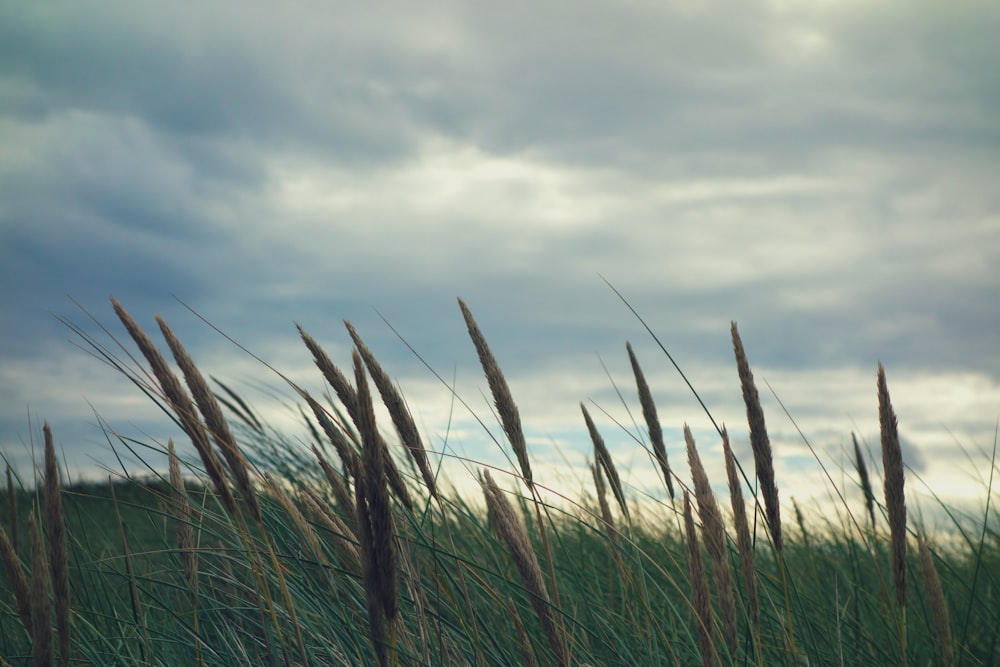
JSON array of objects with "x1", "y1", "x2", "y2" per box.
[{"x1": 1, "y1": 297, "x2": 997, "y2": 666}]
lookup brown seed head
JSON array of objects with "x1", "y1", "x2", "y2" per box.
[
  {"x1": 459, "y1": 299, "x2": 533, "y2": 488},
  {"x1": 346, "y1": 321, "x2": 438, "y2": 499},
  {"x1": 732, "y1": 322, "x2": 782, "y2": 551},
  {"x1": 627, "y1": 342, "x2": 674, "y2": 501},
  {"x1": 158, "y1": 317, "x2": 261, "y2": 523},
  {"x1": 581, "y1": 404, "x2": 629, "y2": 520},
  {"x1": 878, "y1": 362, "x2": 907, "y2": 609}
]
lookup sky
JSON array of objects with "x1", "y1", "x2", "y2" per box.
[{"x1": 2, "y1": 1, "x2": 998, "y2": 524}]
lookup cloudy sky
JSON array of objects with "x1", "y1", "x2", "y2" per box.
[{"x1": 2, "y1": 1, "x2": 998, "y2": 521}]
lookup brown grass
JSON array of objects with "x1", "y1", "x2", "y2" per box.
[
  {"x1": 731, "y1": 322, "x2": 782, "y2": 552},
  {"x1": 352, "y1": 351, "x2": 400, "y2": 666},
  {"x1": 481, "y1": 470, "x2": 569, "y2": 667},
  {"x1": 43, "y1": 422, "x2": 70, "y2": 667},
  {"x1": 683, "y1": 491, "x2": 718, "y2": 667},
  {"x1": 626, "y1": 342, "x2": 675, "y2": 501},
  {"x1": 29, "y1": 510, "x2": 53, "y2": 667},
  {"x1": 303, "y1": 391, "x2": 361, "y2": 481},
  {"x1": 685, "y1": 424, "x2": 737, "y2": 658},
  {"x1": 722, "y1": 426, "x2": 760, "y2": 636},
  {"x1": 0, "y1": 514, "x2": 31, "y2": 638},
  {"x1": 852, "y1": 432, "x2": 876, "y2": 529},
  {"x1": 916, "y1": 531, "x2": 953, "y2": 667},
  {"x1": 111, "y1": 298, "x2": 237, "y2": 518},
  {"x1": 301, "y1": 487, "x2": 362, "y2": 568},
  {"x1": 346, "y1": 320, "x2": 438, "y2": 499},
  {"x1": 298, "y1": 326, "x2": 413, "y2": 509},
  {"x1": 158, "y1": 317, "x2": 262, "y2": 523},
  {"x1": 581, "y1": 403, "x2": 629, "y2": 520},
  {"x1": 311, "y1": 444, "x2": 357, "y2": 525},
  {"x1": 459, "y1": 298, "x2": 533, "y2": 489},
  {"x1": 878, "y1": 363, "x2": 907, "y2": 611}
]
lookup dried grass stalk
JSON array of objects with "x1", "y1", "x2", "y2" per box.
[
  {"x1": 354, "y1": 352, "x2": 399, "y2": 624},
  {"x1": 158, "y1": 317, "x2": 262, "y2": 523},
  {"x1": 299, "y1": 328, "x2": 412, "y2": 509},
  {"x1": 346, "y1": 321, "x2": 438, "y2": 499},
  {"x1": 168, "y1": 441, "x2": 198, "y2": 597},
  {"x1": 731, "y1": 322, "x2": 782, "y2": 551},
  {"x1": 792, "y1": 498, "x2": 811, "y2": 551},
  {"x1": 510, "y1": 596, "x2": 541, "y2": 667},
  {"x1": 0, "y1": 519, "x2": 31, "y2": 636},
  {"x1": 43, "y1": 423, "x2": 70, "y2": 667},
  {"x1": 723, "y1": 426, "x2": 759, "y2": 633},
  {"x1": 685, "y1": 425, "x2": 737, "y2": 658},
  {"x1": 627, "y1": 342, "x2": 675, "y2": 501},
  {"x1": 878, "y1": 363, "x2": 907, "y2": 610},
  {"x1": 312, "y1": 444, "x2": 357, "y2": 524},
  {"x1": 581, "y1": 404, "x2": 629, "y2": 520},
  {"x1": 459, "y1": 299, "x2": 533, "y2": 488},
  {"x1": 481, "y1": 470, "x2": 568, "y2": 667},
  {"x1": 298, "y1": 324, "x2": 360, "y2": 418},
  {"x1": 916, "y1": 531, "x2": 953, "y2": 667},
  {"x1": 302, "y1": 488, "x2": 361, "y2": 567},
  {"x1": 111, "y1": 298, "x2": 236, "y2": 517},
  {"x1": 354, "y1": 472, "x2": 388, "y2": 667},
  {"x1": 683, "y1": 491, "x2": 718, "y2": 667},
  {"x1": 303, "y1": 391, "x2": 361, "y2": 481},
  {"x1": 591, "y1": 463, "x2": 619, "y2": 545},
  {"x1": 265, "y1": 474, "x2": 328, "y2": 570},
  {"x1": 852, "y1": 432, "x2": 876, "y2": 529},
  {"x1": 29, "y1": 511, "x2": 53, "y2": 667}
]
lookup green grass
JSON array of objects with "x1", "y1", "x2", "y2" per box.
[{"x1": 0, "y1": 297, "x2": 997, "y2": 666}]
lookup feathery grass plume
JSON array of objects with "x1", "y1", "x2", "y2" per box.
[
  {"x1": 311, "y1": 444, "x2": 357, "y2": 524},
  {"x1": 168, "y1": 441, "x2": 198, "y2": 595},
  {"x1": 509, "y1": 596, "x2": 541, "y2": 667},
  {"x1": 878, "y1": 363, "x2": 907, "y2": 610},
  {"x1": 167, "y1": 440, "x2": 201, "y2": 664},
  {"x1": 591, "y1": 463, "x2": 619, "y2": 545},
  {"x1": 792, "y1": 498, "x2": 812, "y2": 552},
  {"x1": 299, "y1": 324, "x2": 360, "y2": 414},
  {"x1": 29, "y1": 511, "x2": 53, "y2": 667},
  {"x1": 0, "y1": 517, "x2": 31, "y2": 637},
  {"x1": 627, "y1": 342, "x2": 675, "y2": 501},
  {"x1": 43, "y1": 423, "x2": 70, "y2": 667},
  {"x1": 685, "y1": 425, "x2": 737, "y2": 658},
  {"x1": 683, "y1": 491, "x2": 718, "y2": 667},
  {"x1": 265, "y1": 473, "x2": 329, "y2": 570},
  {"x1": 481, "y1": 470, "x2": 569, "y2": 667},
  {"x1": 581, "y1": 404, "x2": 629, "y2": 520},
  {"x1": 852, "y1": 432, "x2": 877, "y2": 530},
  {"x1": 298, "y1": 327, "x2": 413, "y2": 510},
  {"x1": 304, "y1": 391, "x2": 361, "y2": 481},
  {"x1": 916, "y1": 531, "x2": 953, "y2": 667},
  {"x1": 346, "y1": 321, "x2": 439, "y2": 500},
  {"x1": 301, "y1": 487, "x2": 361, "y2": 567},
  {"x1": 354, "y1": 351, "x2": 400, "y2": 625},
  {"x1": 722, "y1": 426, "x2": 759, "y2": 634},
  {"x1": 6, "y1": 465, "x2": 17, "y2": 552},
  {"x1": 158, "y1": 317, "x2": 262, "y2": 523},
  {"x1": 458, "y1": 299, "x2": 533, "y2": 488},
  {"x1": 111, "y1": 298, "x2": 237, "y2": 517},
  {"x1": 354, "y1": 468, "x2": 389, "y2": 667},
  {"x1": 731, "y1": 322, "x2": 782, "y2": 551}
]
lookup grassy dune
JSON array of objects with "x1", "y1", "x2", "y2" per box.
[{"x1": 1, "y1": 297, "x2": 997, "y2": 666}]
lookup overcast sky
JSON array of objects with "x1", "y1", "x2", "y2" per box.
[{"x1": 2, "y1": 1, "x2": 998, "y2": 521}]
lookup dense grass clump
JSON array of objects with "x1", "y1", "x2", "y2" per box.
[{"x1": 1, "y1": 297, "x2": 997, "y2": 666}]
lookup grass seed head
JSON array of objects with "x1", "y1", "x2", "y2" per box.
[{"x1": 732, "y1": 321, "x2": 782, "y2": 551}]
